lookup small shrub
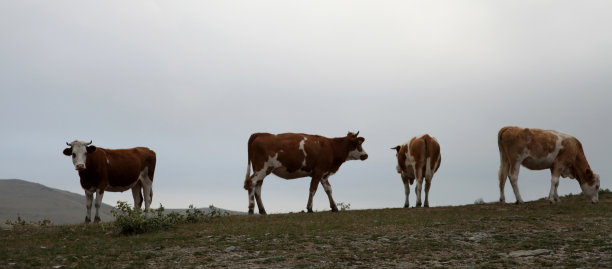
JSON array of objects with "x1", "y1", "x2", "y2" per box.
[
  {"x1": 336, "y1": 202, "x2": 351, "y2": 211},
  {"x1": 112, "y1": 201, "x2": 184, "y2": 235},
  {"x1": 474, "y1": 198, "x2": 485, "y2": 205},
  {"x1": 112, "y1": 202, "x2": 230, "y2": 235},
  {"x1": 5, "y1": 216, "x2": 52, "y2": 228}
]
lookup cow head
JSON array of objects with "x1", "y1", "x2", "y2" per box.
[
  {"x1": 346, "y1": 131, "x2": 368, "y2": 161},
  {"x1": 391, "y1": 145, "x2": 414, "y2": 185},
  {"x1": 580, "y1": 168, "x2": 600, "y2": 204},
  {"x1": 63, "y1": 140, "x2": 96, "y2": 171}
]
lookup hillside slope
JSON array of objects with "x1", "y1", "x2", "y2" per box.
[{"x1": 0, "y1": 179, "x2": 114, "y2": 225}]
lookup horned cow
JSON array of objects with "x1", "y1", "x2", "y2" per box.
[
  {"x1": 63, "y1": 140, "x2": 156, "y2": 223},
  {"x1": 497, "y1": 126, "x2": 600, "y2": 204},
  {"x1": 392, "y1": 134, "x2": 441, "y2": 208},
  {"x1": 243, "y1": 131, "x2": 368, "y2": 214}
]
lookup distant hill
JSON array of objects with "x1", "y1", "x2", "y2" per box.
[
  {"x1": 0, "y1": 179, "x2": 243, "y2": 227},
  {"x1": 0, "y1": 179, "x2": 114, "y2": 226}
]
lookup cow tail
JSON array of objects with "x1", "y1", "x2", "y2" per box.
[
  {"x1": 243, "y1": 134, "x2": 258, "y2": 190},
  {"x1": 497, "y1": 127, "x2": 510, "y2": 175}
]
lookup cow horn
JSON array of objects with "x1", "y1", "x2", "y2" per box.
[
  {"x1": 85, "y1": 140, "x2": 92, "y2": 146},
  {"x1": 354, "y1": 131, "x2": 359, "y2": 137},
  {"x1": 66, "y1": 142, "x2": 71, "y2": 146}
]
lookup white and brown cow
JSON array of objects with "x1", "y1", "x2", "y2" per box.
[
  {"x1": 498, "y1": 126, "x2": 600, "y2": 204},
  {"x1": 63, "y1": 140, "x2": 157, "y2": 223},
  {"x1": 243, "y1": 132, "x2": 368, "y2": 214},
  {"x1": 392, "y1": 134, "x2": 441, "y2": 208}
]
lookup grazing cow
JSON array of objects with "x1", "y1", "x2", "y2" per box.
[
  {"x1": 497, "y1": 126, "x2": 600, "y2": 204},
  {"x1": 392, "y1": 134, "x2": 441, "y2": 208},
  {"x1": 63, "y1": 140, "x2": 156, "y2": 223},
  {"x1": 243, "y1": 131, "x2": 368, "y2": 214}
]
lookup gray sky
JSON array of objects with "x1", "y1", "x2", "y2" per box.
[{"x1": 1, "y1": 1, "x2": 611, "y2": 213}]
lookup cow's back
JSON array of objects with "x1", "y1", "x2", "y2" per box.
[{"x1": 103, "y1": 147, "x2": 156, "y2": 187}]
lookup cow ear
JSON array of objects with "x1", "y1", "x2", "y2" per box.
[
  {"x1": 86, "y1": 145, "x2": 97, "y2": 153},
  {"x1": 63, "y1": 148, "x2": 72, "y2": 156},
  {"x1": 391, "y1": 146, "x2": 401, "y2": 153},
  {"x1": 357, "y1": 137, "x2": 365, "y2": 144}
]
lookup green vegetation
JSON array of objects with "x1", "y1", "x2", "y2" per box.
[
  {"x1": 1, "y1": 190, "x2": 611, "y2": 268},
  {"x1": 112, "y1": 202, "x2": 229, "y2": 235}
]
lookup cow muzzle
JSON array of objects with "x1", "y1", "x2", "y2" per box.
[
  {"x1": 360, "y1": 154, "x2": 368, "y2": 160},
  {"x1": 75, "y1": 164, "x2": 86, "y2": 171}
]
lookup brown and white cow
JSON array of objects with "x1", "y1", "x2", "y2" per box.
[
  {"x1": 498, "y1": 126, "x2": 600, "y2": 204},
  {"x1": 243, "y1": 132, "x2": 368, "y2": 214},
  {"x1": 63, "y1": 140, "x2": 157, "y2": 223},
  {"x1": 392, "y1": 134, "x2": 441, "y2": 208}
]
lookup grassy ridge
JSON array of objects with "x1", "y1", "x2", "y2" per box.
[{"x1": 2, "y1": 191, "x2": 611, "y2": 268}]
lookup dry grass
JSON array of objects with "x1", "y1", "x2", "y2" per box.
[{"x1": 2, "y1": 190, "x2": 611, "y2": 268}]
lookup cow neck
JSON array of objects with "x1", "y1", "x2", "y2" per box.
[
  {"x1": 574, "y1": 156, "x2": 593, "y2": 185},
  {"x1": 330, "y1": 137, "x2": 350, "y2": 170}
]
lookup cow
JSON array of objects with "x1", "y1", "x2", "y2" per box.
[
  {"x1": 243, "y1": 131, "x2": 368, "y2": 214},
  {"x1": 497, "y1": 126, "x2": 600, "y2": 204},
  {"x1": 63, "y1": 140, "x2": 157, "y2": 223},
  {"x1": 392, "y1": 134, "x2": 441, "y2": 208}
]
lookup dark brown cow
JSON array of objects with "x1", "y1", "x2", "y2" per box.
[
  {"x1": 63, "y1": 140, "x2": 156, "y2": 223},
  {"x1": 243, "y1": 132, "x2": 368, "y2": 214},
  {"x1": 498, "y1": 126, "x2": 600, "y2": 204},
  {"x1": 392, "y1": 134, "x2": 441, "y2": 208}
]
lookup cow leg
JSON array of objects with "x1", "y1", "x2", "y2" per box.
[
  {"x1": 254, "y1": 180, "x2": 267, "y2": 215},
  {"x1": 131, "y1": 181, "x2": 144, "y2": 210},
  {"x1": 139, "y1": 167, "x2": 154, "y2": 216},
  {"x1": 424, "y1": 177, "x2": 432, "y2": 208},
  {"x1": 248, "y1": 169, "x2": 268, "y2": 215},
  {"x1": 415, "y1": 178, "x2": 423, "y2": 207},
  {"x1": 94, "y1": 190, "x2": 104, "y2": 223},
  {"x1": 415, "y1": 167, "x2": 424, "y2": 207},
  {"x1": 402, "y1": 177, "x2": 410, "y2": 208},
  {"x1": 85, "y1": 190, "x2": 93, "y2": 223},
  {"x1": 549, "y1": 169, "x2": 561, "y2": 203},
  {"x1": 508, "y1": 165, "x2": 524, "y2": 204},
  {"x1": 320, "y1": 175, "x2": 338, "y2": 212},
  {"x1": 498, "y1": 162, "x2": 509, "y2": 203},
  {"x1": 306, "y1": 177, "x2": 321, "y2": 213}
]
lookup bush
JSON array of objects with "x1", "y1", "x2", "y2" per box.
[
  {"x1": 112, "y1": 201, "x2": 184, "y2": 235},
  {"x1": 336, "y1": 202, "x2": 351, "y2": 211},
  {"x1": 474, "y1": 198, "x2": 485, "y2": 205},
  {"x1": 5, "y1": 216, "x2": 52, "y2": 228},
  {"x1": 112, "y1": 201, "x2": 229, "y2": 235}
]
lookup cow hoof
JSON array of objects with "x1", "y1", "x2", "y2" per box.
[
  {"x1": 499, "y1": 199, "x2": 505, "y2": 204},
  {"x1": 515, "y1": 200, "x2": 524, "y2": 205},
  {"x1": 424, "y1": 204, "x2": 429, "y2": 208},
  {"x1": 416, "y1": 203, "x2": 422, "y2": 208},
  {"x1": 85, "y1": 217, "x2": 91, "y2": 224},
  {"x1": 94, "y1": 216, "x2": 101, "y2": 223},
  {"x1": 403, "y1": 205, "x2": 409, "y2": 208},
  {"x1": 259, "y1": 209, "x2": 267, "y2": 215},
  {"x1": 307, "y1": 208, "x2": 314, "y2": 213},
  {"x1": 331, "y1": 207, "x2": 339, "y2": 212},
  {"x1": 248, "y1": 209, "x2": 254, "y2": 215}
]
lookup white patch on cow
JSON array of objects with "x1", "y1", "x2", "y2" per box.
[
  {"x1": 347, "y1": 147, "x2": 368, "y2": 161},
  {"x1": 299, "y1": 137, "x2": 308, "y2": 167},
  {"x1": 69, "y1": 140, "x2": 90, "y2": 170},
  {"x1": 425, "y1": 157, "x2": 433, "y2": 179},
  {"x1": 404, "y1": 145, "x2": 417, "y2": 179},
  {"x1": 580, "y1": 174, "x2": 600, "y2": 203},
  {"x1": 521, "y1": 133, "x2": 565, "y2": 170}
]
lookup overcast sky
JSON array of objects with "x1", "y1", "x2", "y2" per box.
[{"x1": 1, "y1": 1, "x2": 611, "y2": 213}]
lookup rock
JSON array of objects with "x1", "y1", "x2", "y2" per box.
[
  {"x1": 508, "y1": 249, "x2": 552, "y2": 257},
  {"x1": 225, "y1": 246, "x2": 236, "y2": 252}
]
